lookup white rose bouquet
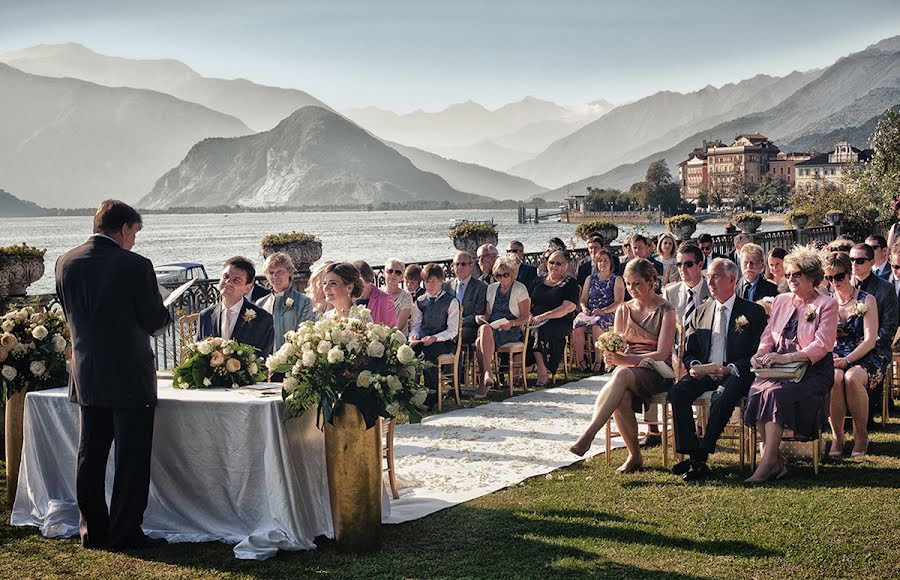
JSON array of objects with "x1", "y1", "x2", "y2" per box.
[
  {"x1": 0, "y1": 305, "x2": 71, "y2": 400},
  {"x1": 173, "y1": 337, "x2": 265, "y2": 389},
  {"x1": 266, "y1": 305, "x2": 429, "y2": 428},
  {"x1": 595, "y1": 330, "x2": 628, "y2": 372}
]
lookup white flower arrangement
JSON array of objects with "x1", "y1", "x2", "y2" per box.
[
  {"x1": 734, "y1": 315, "x2": 749, "y2": 333},
  {"x1": 266, "y1": 306, "x2": 430, "y2": 427},
  {"x1": 0, "y1": 305, "x2": 71, "y2": 398},
  {"x1": 595, "y1": 330, "x2": 628, "y2": 372},
  {"x1": 173, "y1": 337, "x2": 265, "y2": 389}
]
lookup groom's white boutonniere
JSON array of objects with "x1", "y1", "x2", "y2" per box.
[
  {"x1": 243, "y1": 310, "x2": 257, "y2": 323},
  {"x1": 734, "y1": 315, "x2": 749, "y2": 333},
  {"x1": 284, "y1": 297, "x2": 295, "y2": 310},
  {"x1": 852, "y1": 302, "x2": 868, "y2": 317},
  {"x1": 804, "y1": 305, "x2": 817, "y2": 322}
]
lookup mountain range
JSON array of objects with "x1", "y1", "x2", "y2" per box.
[
  {"x1": 138, "y1": 106, "x2": 490, "y2": 209},
  {"x1": 0, "y1": 189, "x2": 46, "y2": 217}
]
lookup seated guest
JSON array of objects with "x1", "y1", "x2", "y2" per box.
[
  {"x1": 572, "y1": 248, "x2": 624, "y2": 371},
  {"x1": 766, "y1": 247, "x2": 789, "y2": 293},
  {"x1": 307, "y1": 261, "x2": 333, "y2": 316},
  {"x1": 576, "y1": 236, "x2": 605, "y2": 288},
  {"x1": 697, "y1": 233, "x2": 725, "y2": 270},
  {"x1": 321, "y1": 262, "x2": 364, "y2": 319},
  {"x1": 829, "y1": 235, "x2": 855, "y2": 254},
  {"x1": 616, "y1": 234, "x2": 635, "y2": 275},
  {"x1": 385, "y1": 258, "x2": 413, "y2": 335},
  {"x1": 474, "y1": 256, "x2": 531, "y2": 396},
  {"x1": 410, "y1": 263, "x2": 461, "y2": 407},
  {"x1": 727, "y1": 233, "x2": 750, "y2": 266},
  {"x1": 631, "y1": 234, "x2": 664, "y2": 278},
  {"x1": 826, "y1": 252, "x2": 882, "y2": 457},
  {"x1": 507, "y1": 240, "x2": 538, "y2": 289},
  {"x1": 198, "y1": 256, "x2": 275, "y2": 357},
  {"x1": 569, "y1": 259, "x2": 677, "y2": 473},
  {"x1": 353, "y1": 260, "x2": 397, "y2": 327},
  {"x1": 664, "y1": 243, "x2": 710, "y2": 329},
  {"x1": 889, "y1": 241, "x2": 900, "y2": 307},
  {"x1": 737, "y1": 243, "x2": 779, "y2": 302},
  {"x1": 866, "y1": 235, "x2": 891, "y2": 280},
  {"x1": 529, "y1": 250, "x2": 579, "y2": 386},
  {"x1": 256, "y1": 253, "x2": 314, "y2": 352},
  {"x1": 477, "y1": 244, "x2": 500, "y2": 285},
  {"x1": 669, "y1": 258, "x2": 767, "y2": 480},
  {"x1": 850, "y1": 243, "x2": 898, "y2": 389},
  {"x1": 745, "y1": 246, "x2": 838, "y2": 482},
  {"x1": 245, "y1": 275, "x2": 271, "y2": 302},
  {"x1": 656, "y1": 232, "x2": 680, "y2": 286},
  {"x1": 444, "y1": 252, "x2": 487, "y2": 345},
  {"x1": 404, "y1": 263, "x2": 426, "y2": 300}
]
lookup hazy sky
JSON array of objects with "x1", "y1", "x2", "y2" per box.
[{"x1": 2, "y1": 0, "x2": 899, "y2": 112}]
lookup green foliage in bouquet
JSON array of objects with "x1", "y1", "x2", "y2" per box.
[
  {"x1": 267, "y1": 306, "x2": 430, "y2": 429},
  {"x1": 173, "y1": 337, "x2": 266, "y2": 389},
  {"x1": 0, "y1": 305, "x2": 70, "y2": 400},
  {"x1": 261, "y1": 231, "x2": 319, "y2": 246}
]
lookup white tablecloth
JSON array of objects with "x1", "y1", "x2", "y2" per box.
[{"x1": 10, "y1": 381, "x2": 390, "y2": 559}]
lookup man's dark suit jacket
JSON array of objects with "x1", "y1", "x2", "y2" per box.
[
  {"x1": 249, "y1": 282, "x2": 271, "y2": 302},
  {"x1": 198, "y1": 299, "x2": 275, "y2": 358},
  {"x1": 683, "y1": 296, "x2": 767, "y2": 382},
  {"x1": 443, "y1": 277, "x2": 487, "y2": 343},
  {"x1": 873, "y1": 263, "x2": 891, "y2": 281},
  {"x1": 737, "y1": 277, "x2": 780, "y2": 302},
  {"x1": 56, "y1": 235, "x2": 171, "y2": 408},
  {"x1": 517, "y1": 263, "x2": 538, "y2": 290},
  {"x1": 702, "y1": 252, "x2": 727, "y2": 270},
  {"x1": 856, "y1": 273, "x2": 898, "y2": 359}
]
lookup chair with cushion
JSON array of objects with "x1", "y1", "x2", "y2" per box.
[
  {"x1": 436, "y1": 309, "x2": 463, "y2": 412},
  {"x1": 493, "y1": 318, "x2": 531, "y2": 396},
  {"x1": 177, "y1": 313, "x2": 200, "y2": 365}
]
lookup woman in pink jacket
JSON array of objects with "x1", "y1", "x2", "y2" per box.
[
  {"x1": 353, "y1": 260, "x2": 398, "y2": 328},
  {"x1": 745, "y1": 246, "x2": 838, "y2": 483}
]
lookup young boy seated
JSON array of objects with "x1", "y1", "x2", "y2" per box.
[{"x1": 409, "y1": 263, "x2": 460, "y2": 407}]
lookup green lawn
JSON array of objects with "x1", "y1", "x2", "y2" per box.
[{"x1": 2, "y1": 375, "x2": 899, "y2": 579}]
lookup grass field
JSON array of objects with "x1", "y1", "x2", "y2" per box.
[{"x1": 2, "y1": 374, "x2": 899, "y2": 579}]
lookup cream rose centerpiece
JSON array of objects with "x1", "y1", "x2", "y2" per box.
[
  {"x1": 266, "y1": 305, "x2": 430, "y2": 427},
  {"x1": 173, "y1": 336, "x2": 265, "y2": 389},
  {"x1": 0, "y1": 305, "x2": 71, "y2": 399}
]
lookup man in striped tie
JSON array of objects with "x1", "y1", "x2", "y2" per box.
[{"x1": 663, "y1": 243, "x2": 710, "y2": 330}]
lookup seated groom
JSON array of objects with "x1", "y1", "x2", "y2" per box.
[
  {"x1": 198, "y1": 256, "x2": 275, "y2": 357},
  {"x1": 256, "y1": 252, "x2": 314, "y2": 352},
  {"x1": 411, "y1": 263, "x2": 460, "y2": 408},
  {"x1": 668, "y1": 258, "x2": 766, "y2": 481}
]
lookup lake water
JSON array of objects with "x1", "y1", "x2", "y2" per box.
[{"x1": 0, "y1": 209, "x2": 778, "y2": 294}]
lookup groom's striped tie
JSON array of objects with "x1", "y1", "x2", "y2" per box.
[{"x1": 684, "y1": 288, "x2": 696, "y2": 331}]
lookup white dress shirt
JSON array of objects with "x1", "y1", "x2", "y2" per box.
[
  {"x1": 685, "y1": 280, "x2": 704, "y2": 310},
  {"x1": 410, "y1": 291, "x2": 461, "y2": 343},
  {"x1": 262, "y1": 290, "x2": 285, "y2": 315},
  {"x1": 221, "y1": 300, "x2": 244, "y2": 339}
]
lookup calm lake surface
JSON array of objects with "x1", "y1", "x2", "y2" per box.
[{"x1": 0, "y1": 209, "x2": 779, "y2": 294}]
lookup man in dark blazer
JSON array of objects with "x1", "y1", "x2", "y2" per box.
[
  {"x1": 697, "y1": 233, "x2": 726, "y2": 270},
  {"x1": 668, "y1": 258, "x2": 767, "y2": 481},
  {"x1": 663, "y1": 243, "x2": 711, "y2": 328},
  {"x1": 198, "y1": 256, "x2": 275, "y2": 358},
  {"x1": 736, "y1": 243, "x2": 780, "y2": 302},
  {"x1": 55, "y1": 200, "x2": 172, "y2": 550},
  {"x1": 444, "y1": 251, "x2": 488, "y2": 345},
  {"x1": 477, "y1": 244, "x2": 499, "y2": 285},
  {"x1": 507, "y1": 240, "x2": 538, "y2": 290},
  {"x1": 247, "y1": 281, "x2": 272, "y2": 302},
  {"x1": 867, "y1": 235, "x2": 891, "y2": 280},
  {"x1": 576, "y1": 236, "x2": 605, "y2": 288},
  {"x1": 851, "y1": 243, "x2": 898, "y2": 427}
]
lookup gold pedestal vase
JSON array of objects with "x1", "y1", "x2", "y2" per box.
[{"x1": 324, "y1": 403, "x2": 382, "y2": 553}]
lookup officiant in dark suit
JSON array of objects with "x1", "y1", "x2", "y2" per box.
[
  {"x1": 55, "y1": 200, "x2": 172, "y2": 550},
  {"x1": 444, "y1": 251, "x2": 487, "y2": 345},
  {"x1": 668, "y1": 258, "x2": 766, "y2": 481},
  {"x1": 198, "y1": 256, "x2": 275, "y2": 358}
]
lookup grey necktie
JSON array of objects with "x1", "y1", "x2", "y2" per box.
[
  {"x1": 684, "y1": 288, "x2": 696, "y2": 330},
  {"x1": 710, "y1": 304, "x2": 727, "y2": 365},
  {"x1": 222, "y1": 307, "x2": 234, "y2": 340}
]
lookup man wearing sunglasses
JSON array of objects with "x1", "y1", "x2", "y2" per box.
[
  {"x1": 866, "y1": 235, "x2": 891, "y2": 280},
  {"x1": 444, "y1": 251, "x2": 487, "y2": 347},
  {"x1": 697, "y1": 233, "x2": 726, "y2": 270},
  {"x1": 850, "y1": 241, "x2": 898, "y2": 427},
  {"x1": 663, "y1": 243, "x2": 710, "y2": 328}
]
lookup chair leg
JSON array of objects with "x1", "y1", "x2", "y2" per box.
[
  {"x1": 605, "y1": 419, "x2": 612, "y2": 466},
  {"x1": 750, "y1": 427, "x2": 757, "y2": 472},
  {"x1": 521, "y1": 350, "x2": 528, "y2": 390},
  {"x1": 739, "y1": 407, "x2": 746, "y2": 472},
  {"x1": 813, "y1": 430, "x2": 821, "y2": 475},
  {"x1": 662, "y1": 403, "x2": 669, "y2": 468},
  {"x1": 453, "y1": 361, "x2": 461, "y2": 406},
  {"x1": 437, "y1": 368, "x2": 444, "y2": 413}
]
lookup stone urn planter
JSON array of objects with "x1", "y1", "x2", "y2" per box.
[
  {"x1": 0, "y1": 244, "x2": 46, "y2": 298},
  {"x1": 786, "y1": 209, "x2": 810, "y2": 230},
  {"x1": 261, "y1": 232, "x2": 322, "y2": 292},
  {"x1": 665, "y1": 214, "x2": 698, "y2": 242},
  {"x1": 732, "y1": 212, "x2": 762, "y2": 235},
  {"x1": 825, "y1": 210, "x2": 844, "y2": 226},
  {"x1": 574, "y1": 220, "x2": 619, "y2": 245},
  {"x1": 450, "y1": 223, "x2": 498, "y2": 277}
]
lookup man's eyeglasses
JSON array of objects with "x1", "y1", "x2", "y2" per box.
[
  {"x1": 785, "y1": 271, "x2": 804, "y2": 281},
  {"x1": 548, "y1": 260, "x2": 566, "y2": 267},
  {"x1": 700, "y1": 245, "x2": 712, "y2": 252},
  {"x1": 850, "y1": 257, "x2": 870, "y2": 265},
  {"x1": 824, "y1": 272, "x2": 847, "y2": 282},
  {"x1": 385, "y1": 268, "x2": 403, "y2": 275},
  {"x1": 675, "y1": 260, "x2": 696, "y2": 269},
  {"x1": 892, "y1": 264, "x2": 900, "y2": 271},
  {"x1": 452, "y1": 262, "x2": 472, "y2": 267},
  {"x1": 496, "y1": 272, "x2": 512, "y2": 279}
]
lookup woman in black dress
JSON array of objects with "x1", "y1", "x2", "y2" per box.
[{"x1": 529, "y1": 250, "x2": 579, "y2": 386}]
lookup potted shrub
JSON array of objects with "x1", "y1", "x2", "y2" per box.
[
  {"x1": 261, "y1": 232, "x2": 322, "y2": 291},
  {"x1": 732, "y1": 212, "x2": 762, "y2": 234},
  {"x1": 574, "y1": 220, "x2": 619, "y2": 245},
  {"x1": 665, "y1": 214, "x2": 698, "y2": 241},
  {"x1": 785, "y1": 208, "x2": 811, "y2": 230},
  {"x1": 0, "y1": 244, "x2": 46, "y2": 298},
  {"x1": 825, "y1": 209, "x2": 844, "y2": 225},
  {"x1": 449, "y1": 222, "x2": 499, "y2": 256}
]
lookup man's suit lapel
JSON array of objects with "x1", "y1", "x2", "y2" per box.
[
  {"x1": 211, "y1": 303, "x2": 224, "y2": 337},
  {"x1": 232, "y1": 300, "x2": 250, "y2": 342}
]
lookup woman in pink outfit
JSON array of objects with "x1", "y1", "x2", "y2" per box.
[{"x1": 353, "y1": 260, "x2": 398, "y2": 328}]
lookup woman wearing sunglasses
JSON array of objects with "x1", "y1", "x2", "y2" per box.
[
  {"x1": 745, "y1": 245, "x2": 838, "y2": 482},
  {"x1": 529, "y1": 250, "x2": 579, "y2": 386},
  {"x1": 825, "y1": 251, "x2": 881, "y2": 458},
  {"x1": 385, "y1": 258, "x2": 413, "y2": 335}
]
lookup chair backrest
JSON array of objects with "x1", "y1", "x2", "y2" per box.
[
  {"x1": 674, "y1": 322, "x2": 686, "y2": 380},
  {"x1": 452, "y1": 305, "x2": 463, "y2": 360},
  {"x1": 177, "y1": 313, "x2": 200, "y2": 365}
]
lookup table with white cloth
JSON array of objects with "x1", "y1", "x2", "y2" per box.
[{"x1": 10, "y1": 381, "x2": 390, "y2": 560}]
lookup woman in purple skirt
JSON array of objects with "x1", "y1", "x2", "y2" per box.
[{"x1": 745, "y1": 246, "x2": 838, "y2": 483}]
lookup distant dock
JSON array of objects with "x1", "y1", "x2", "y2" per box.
[{"x1": 518, "y1": 205, "x2": 664, "y2": 225}]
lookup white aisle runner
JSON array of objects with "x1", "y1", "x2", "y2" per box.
[{"x1": 386, "y1": 374, "x2": 627, "y2": 523}]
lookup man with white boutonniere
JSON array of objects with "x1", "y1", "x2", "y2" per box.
[
  {"x1": 198, "y1": 256, "x2": 275, "y2": 357},
  {"x1": 668, "y1": 258, "x2": 766, "y2": 481},
  {"x1": 256, "y1": 252, "x2": 314, "y2": 352}
]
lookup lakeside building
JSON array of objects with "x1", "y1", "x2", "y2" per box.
[
  {"x1": 793, "y1": 141, "x2": 874, "y2": 192},
  {"x1": 768, "y1": 151, "x2": 812, "y2": 189},
  {"x1": 706, "y1": 134, "x2": 780, "y2": 203}
]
